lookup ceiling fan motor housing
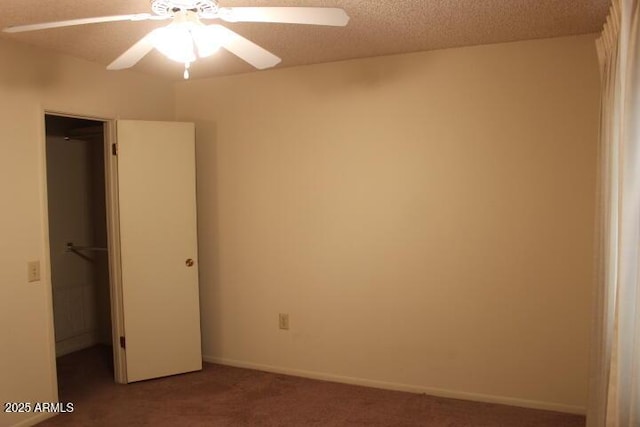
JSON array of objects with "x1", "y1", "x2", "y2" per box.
[{"x1": 151, "y1": 0, "x2": 219, "y2": 18}]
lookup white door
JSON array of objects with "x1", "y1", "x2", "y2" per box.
[{"x1": 116, "y1": 120, "x2": 201, "y2": 382}]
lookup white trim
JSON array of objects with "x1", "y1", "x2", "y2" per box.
[
  {"x1": 38, "y1": 107, "x2": 59, "y2": 407},
  {"x1": 104, "y1": 120, "x2": 128, "y2": 384},
  {"x1": 10, "y1": 412, "x2": 56, "y2": 427},
  {"x1": 203, "y1": 355, "x2": 586, "y2": 416}
]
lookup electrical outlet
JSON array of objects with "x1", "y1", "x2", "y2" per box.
[
  {"x1": 27, "y1": 261, "x2": 40, "y2": 282},
  {"x1": 278, "y1": 313, "x2": 290, "y2": 330}
]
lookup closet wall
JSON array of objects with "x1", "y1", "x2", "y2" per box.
[{"x1": 45, "y1": 118, "x2": 111, "y2": 356}]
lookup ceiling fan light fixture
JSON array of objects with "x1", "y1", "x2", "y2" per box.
[
  {"x1": 150, "y1": 10, "x2": 223, "y2": 74},
  {"x1": 192, "y1": 25, "x2": 224, "y2": 58},
  {"x1": 150, "y1": 24, "x2": 196, "y2": 64}
]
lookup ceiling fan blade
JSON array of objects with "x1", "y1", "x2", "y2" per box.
[
  {"x1": 212, "y1": 25, "x2": 281, "y2": 69},
  {"x1": 3, "y1": 13, "x2": 167, "y2": 33},
  {"x1": 107, "y1": 31, "x2": 156, "y2": 70},
  {"x1": 218, "y1": 7, "x2": 350, "y2": 27}
]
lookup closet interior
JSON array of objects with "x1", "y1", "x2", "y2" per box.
[{"x1": 45, "y1": 114, "x2": 112, "y2": 365}]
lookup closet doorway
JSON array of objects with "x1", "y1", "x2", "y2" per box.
[
  {"x1": 44, "y1": 114, "x2": 117, "y2": 383},
  {"x1": 44, "y1": 114, "x2": 202, "y2": 390}
]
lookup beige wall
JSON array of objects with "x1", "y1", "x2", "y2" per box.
[
  {"x1": 0, "y1": 38, "x2": 173, "y2": 427},
  {"x1": 175, "y1": 34, "x2": 600, "y2": 413}
]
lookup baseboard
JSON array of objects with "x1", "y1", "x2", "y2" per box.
[
  {"x1": 203, "y1": 355, "x2": 586, "y2": 416},
  {"x1": 10, "y1": 412, "x2": 56, "y2": 427},
  {"x1": 55, "y1": 331, "x2": 98, "y2": 357}
]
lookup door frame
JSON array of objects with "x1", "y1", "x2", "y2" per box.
[{"x1": 41, "y1": 110, "x2": 127, "y2": 386}]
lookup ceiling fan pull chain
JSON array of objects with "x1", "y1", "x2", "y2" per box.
[{"x1": 184, "y1": 62, "x2": 191, "y2": 80}]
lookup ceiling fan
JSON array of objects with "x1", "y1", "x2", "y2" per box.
[{"x1": 2, "y1": 0, "x2": 350, "y2": 79}]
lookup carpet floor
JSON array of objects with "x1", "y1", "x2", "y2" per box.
[{"x1": 38, "y1": 346, "x2": 585, "y2": 426}]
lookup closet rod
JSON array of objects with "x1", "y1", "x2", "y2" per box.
[{"x1": 65, "y1": 242, "x2": 107, "y2": 252}]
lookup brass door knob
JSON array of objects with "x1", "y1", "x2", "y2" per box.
[{"x1": 185, "y1": 258, "x2": 194, "y2": 267}]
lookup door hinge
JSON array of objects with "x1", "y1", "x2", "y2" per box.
[
  {"x1": 119, "y1": 336, "x2": 126, "y2": 349},
  {"x1": 112, "y1": 143, "x2": 118, "y2": 156}
]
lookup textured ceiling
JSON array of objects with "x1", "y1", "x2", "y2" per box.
[{"x1": 0, "y1": 0, "x2": 609, "y2": 80}]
